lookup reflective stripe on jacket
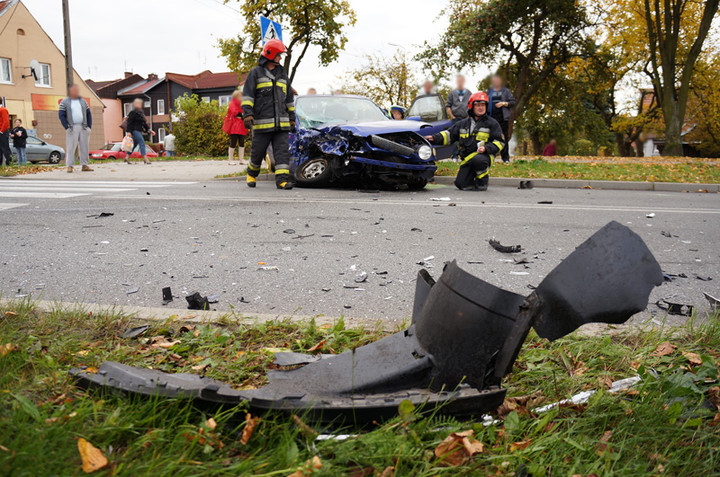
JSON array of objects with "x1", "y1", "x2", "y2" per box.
[
  {"x1": 241, "y1": 59, "x2": 296, "y2": 133},
  {"x1": 433, "y1": 114, "x2": 504, "y2": 162}
]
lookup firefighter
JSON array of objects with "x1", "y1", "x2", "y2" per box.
[
  {"x1": 242, "y1": 39, "x2": 296, "y2": 189},
  {"x1": 425, "y1": 91, "x2": 504, "y2": 191}
]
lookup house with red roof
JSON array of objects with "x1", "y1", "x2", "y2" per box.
[{"x1": 88, "y1": 70, "x2": 246, "y2": 143}]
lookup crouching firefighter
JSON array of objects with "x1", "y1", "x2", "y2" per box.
[
  {"x1": 242, "y1": 39, "x2": 296, "y2": 190},
  {"x1": 425, "y1": 91, "x2": 504, "y2": 191}
]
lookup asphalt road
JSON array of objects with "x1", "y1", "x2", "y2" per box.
[{"x1": 1, "y1": 177, "x2": 718, "y2": 327}]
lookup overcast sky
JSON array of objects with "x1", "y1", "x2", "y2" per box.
[{"x1": 22, "y1": 0, "x2": 491, "y2": 97}]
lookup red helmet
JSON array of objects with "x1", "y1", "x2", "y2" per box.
[
  {"x1": 467, "y1": 91, "x2": 489, "y2": 110},
  {"x1": 262, "y1": 39, "x2": 287, "y2": 61}
]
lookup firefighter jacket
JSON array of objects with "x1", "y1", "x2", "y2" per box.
[
  {"x1": 432, "y1": 113, "x2": 505, "y2": 164},
  {"x1": 241, "y1": 57, "x2": 296, "y2": 133}
]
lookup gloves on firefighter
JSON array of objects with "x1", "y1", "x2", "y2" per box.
[{"x1": 244, "y1": 116, "x2": 254, "y2": 129}]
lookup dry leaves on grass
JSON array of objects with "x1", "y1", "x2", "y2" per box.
[
  {"x1": 651, "y1": 342, "x2": 677, "y2": 357},
  {"x1": 307, "y1": 339, "x2": 326, "y2": 353},
  {"x1": 0, "y1": 343, "x2": 18, "y2": 358},
  {"x1": 292, "y1": 414, "x2": 318, "y2": 439},
  {"x1": 77, "y1": 438, "x2": 108, "y2": 473},
  {"x1": 682, "y1": 352, "x2": 702, "y2": 365},
  {"x1": 287, "y1": 455, "x2": 322, "y2": 477},
  {"x1": 149, "y1": 336, "x2": 181, "y2": 349},
  {"x1": 434, "y1": 430, "x2": 485, "y2": 466},
  {"x1": 495, "y1": 390, "x2": 544, "y2": 418},
  {"x1": 240, "y1": 413, "x2": 261, "y2": 445},
  {"x1": 707, "y1": 387, "x2": 720, "y2": 411},
  {"x1": 509, "y1": 439, "x2": 532, "y2": 452},
  {"x1": 595, "y1": 430, "x2": 613, "y2": 455}
]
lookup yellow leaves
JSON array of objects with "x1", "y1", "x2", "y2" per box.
[
  {"x1": 509, "y1": 439, "x2": 532, "y2": 452},
  {"x1": 148, "y1": 336, "x2": 180, "y2": 349},
  {"x1": 287, "y1": 455, "x2": 322, "y2": 477},
  {"x1": 495, "y1": 391, "x2": 544, "y2": 418},
  {"x1": 682, "y1": 351, "x2": 702, "y2": 365},
  {"x1": 0, "y1": 343, "x2": 18, "y2": 358},
  {"x1": 205, "y1": 418, "x2": 217, "y2": 430},
  {"x1": 434, "y1": 429, "x2": 485, "y2": 467},
  {"x1": 77, "y1": 438, "x2": 108, "y2": 473},
  {"x1": 307, "y1": 339, "x2": 326, "y2": 353},
  {"x1": 651, "y1": 342, "x2": 677, "y2": 357},
  {"x1": 595, "y1": 430, "x2": 613, "y2": 456},
  {"x1": 240, "y1": 413, "x2": 261, "y2": 445}
]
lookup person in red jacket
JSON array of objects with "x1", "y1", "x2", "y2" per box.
[
  {"x1": 0, "y1": 105, "x2": 11, "y2": 166},
  {"x1": 542, "y1": 139, "x2": 557, "y2": 157},
  {"x1": 224, "y1": 90, "x2": 248, "y2": 164}
]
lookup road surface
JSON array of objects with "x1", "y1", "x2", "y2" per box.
[{"x1": 1, "y1": 176, "x2": 718, "y2": 327}]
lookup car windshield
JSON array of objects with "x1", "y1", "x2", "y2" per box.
[
  {"x1": 295, "y1": 96, "x2": 389, "y2": 128},
  {"x1": 407, "y1": 95, "x2": 446, "y2": 122}
]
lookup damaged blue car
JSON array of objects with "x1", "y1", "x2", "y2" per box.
[{"x1": 289, "y1": 95, "x2": 439, "y2": 189}]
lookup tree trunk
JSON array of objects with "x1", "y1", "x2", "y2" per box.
[
  {"x1": 615, "y1": 133, "x2": 630, "y2": 157},
  {"x1": 663, "y1": 103, "x2": 684, "y2": 156},
  {"x1": 530, "y1": 133, "x2": 543, "y2": 155}
]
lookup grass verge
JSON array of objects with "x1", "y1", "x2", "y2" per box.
[
  {"x1": 0, "y1": 165, "x2": 56, "y2": 177},
  {"x1": 1, "y1": 301, "x2": 719, "y2": 475}
]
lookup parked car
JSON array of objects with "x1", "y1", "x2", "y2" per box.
[
  {"x1": 290, "y1": 95, "x2": 439, "y2": 189},
  {"x1": 405, "y1": 93, "x2": 454, "y2": 160},
  {"x1": 10, "y1": 136, "x2": 65, "y2": 164},
  {"x1": 90, "y1": 143, "x2": 159, "y2": 160}
]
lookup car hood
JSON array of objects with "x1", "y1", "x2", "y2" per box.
[{"x1": 331, "y1": 120, "x2": 431, "y2": 136}]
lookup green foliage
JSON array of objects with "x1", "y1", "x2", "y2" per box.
[
  {"x1": 172, "y1": 94, "x2": 228, "y2": 157},
  {"x1": 572, "y1": 139, "x2": 595, "y2": 156},
  {"x1": 340, "y1": 49, "x2": 419, "y2": 108},
  {"x1": 217, "y1": 0, "x2": 357, "y2": 83}
]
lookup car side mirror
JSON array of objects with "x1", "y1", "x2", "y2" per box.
[{"x1": 406, "y1": 116, "x2": 422, "y2": 122}]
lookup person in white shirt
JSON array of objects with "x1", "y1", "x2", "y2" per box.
[{"x1": 163, "y1": 132, "x2": 176, "y2": 157}]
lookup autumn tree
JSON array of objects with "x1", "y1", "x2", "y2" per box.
[
  {"x1": 641, "y1": 0, "x2": 719, "y2": 155},
  {"x1": 686, "y1": 55, "x2": 720, "y2": 156},
  {"x1": 340, "y1": 50, "x2": 419, "y2": 107},
  {"x1": 419, "y1": 0, "x2": 590, "y2": 140},
  {"x1": 218, "y1": 0, "x2": 356, "y2": 83}
]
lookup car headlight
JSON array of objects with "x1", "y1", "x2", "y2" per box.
[{"x1": 417, "y1": 145, "x2": 433, "y2": 161}]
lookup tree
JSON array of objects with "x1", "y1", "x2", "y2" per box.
[
  {"x1": 686, "y1": 55, "x2": 720, "y2": 156},
  {"x1": 218, "y1": 0, "x2": 356, "y2": 84},
  {"x1": 640, "y1": 0, "x2": 720, "y2": 155},
  {"x1": 419, "y1": 0, "x2": 590, "y2": 139},
  {"x1": 340, "y1": 50, "x2": 419, "y2": 107},
  {"x1": 172, "y1": 94, "x2": 228, "y2": 157}
]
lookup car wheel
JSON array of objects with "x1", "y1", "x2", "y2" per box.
[
  {"x1": 107, "y1": 156, "x2": 115, "y2": 160},
  {"x1": 295, "y1": 157, "x2": 332, "y2": 187},
  {"x1": 48, "y1": 152, "x2": 62, "y2": 164}
]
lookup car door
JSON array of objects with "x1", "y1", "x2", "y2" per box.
[
  {"x1": 405, "y1": 94, "x2": 454, "y2": 160},
  {"x1": 25, "y1": 136, "x2": 44, "y2": 162}
]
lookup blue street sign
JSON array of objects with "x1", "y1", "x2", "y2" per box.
[{"x1": 260, "y1": 15, "x2": 283, "y2": 44}]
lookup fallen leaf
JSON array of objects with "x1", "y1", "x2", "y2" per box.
[
  {"x1": 495, "y1": 391, "x2": 544, "y2": 418},
  {"x1": 205, "y1": 418, "x2": 217, "y2": 430},
  {"x1": 84, "y1": 367, "x2": 99, "y2": 374},
  {"x1": 307, "y1": 339, "x2": 326, "y2": 353},
  {"x1": 75, "y1": 350, "x2": 90, "y2": 357},
  {"x1": 0, "y1": 343, "x2": 18, "y2": 358},
  {"x1": 4, "y1": 311, "x2": 17, "y2": 317},
  {"x1": 77, "y1": 438, "x2": 108, "y2": 473},
  {"x1": 240, "y1": 413, "x2": 260, "y2": 445},
  {"x1": 149, "y1": 336, "x2": 180, "y2": 349},
  {"x1": 597, "y1": 376, "x2": 613, "y2": 389},
  {"x1": 509, "y1": 439, "x2": 532, "y2": 452},
  {"x1": 434, "y1": 429, "x2": 485, "y2": 466},
  {"x1": 287, "y1": 456, "x2": 322, "y2": 477},
  {"x1": 596, "y1": 430, "x2": 612, "y2": 455},
  {"x1": 707, "y1": 387, "x2": 720, "y2": 411},
  {"x1": 0, "y1": 444, "x2": 8, "y2": 452},
  {"x1": 682, "y1": 352, "x2": 702, "y2": 365},
  {"x1": 292, "y1": 414, "x2": 318, "y2": 438},
  {"x1": 379, "y1": 466, "x2": 394, "y2": 477},
  {"x1": 651, "y1": 342, "x2": 677, "y2": 357}
]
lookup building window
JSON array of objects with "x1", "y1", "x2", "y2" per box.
[
  {"x1": 157, "y1": 99, "x2": 165, "y2": 115},
  {"x1": 0, "y1": 58, "x2": 12, "y2": 84},
  {"x1": 158, "y1": 128, "x2": 166, "y2": 142},
  {"x1": 143, "y1": 100, "x2": 151, "y2": 108},
  {"x1": 219, "y1": 95, "x2": 231, "y2": 106},
  {"x1": 201, "y1": 96, "x2": 210, "y2": 103},
  {"x1": 35, "y1": 63, "x2": 51, "y2": 87},
  {"x1": 123, "y1": 102, "x2": 132, "y2": 117}
]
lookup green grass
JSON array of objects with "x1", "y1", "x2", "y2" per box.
[
  {"x1": 1, "y1": 301, "x2": 719, "y2": 475},
  {"x1": 438, "y1": 158, "x2": 720, "y2": 184},
  {"x1": 0, "y1": 164, "x2": 56, "y2": 176}
]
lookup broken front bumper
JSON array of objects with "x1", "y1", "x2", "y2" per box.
[{"x1": 70, "y1": 221, "x2": 663, "y2": 423}]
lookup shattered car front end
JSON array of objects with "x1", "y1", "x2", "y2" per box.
[
  {"x1": 71, "y1": 222, "x2": 663, "y2": 424},
  {"x1": 289, "y1": 96, "x2": 437, "y2": 189}
]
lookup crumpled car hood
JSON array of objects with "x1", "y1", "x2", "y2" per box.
[{"x1": 331, "y1": 119, "x2": 432, "y2": 136}]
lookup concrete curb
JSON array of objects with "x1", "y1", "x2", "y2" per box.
[
  {"x1": 1, "y1": 298, "x2": 396, "y2": 331},
  {"x1": 218, "y1": 173, "x2": 718, "y2": 193}
]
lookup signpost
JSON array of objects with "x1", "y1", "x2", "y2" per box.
[{"x1": 259, "y1": 15, "x2": 283, "y2": 44}]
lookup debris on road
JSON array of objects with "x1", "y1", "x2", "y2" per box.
[
  {"x1": 489, "y1": 239, "x2": 522, "y2": 253},
  {"x1": 430, "y1": 197, "x2": 451, "y2": 201},
  {"x1": 646, "y1": 213, "x2": 656, "y2": 218},
  {"x1": 354, "y1": 271, "x2": 368, "y2": 283},
  {"x1": 705, "y1": 292, "x2": 720, "y2": 314},
  {"x1": 121, "y1": 325, "x2": 150, "y2": 339},
  {"x1": 71, "y1": 221, "x2": 663, "y2": 424},
  {"x1": 162, "y1": 287, "x2": 173, "y2": 305},
  {"x1": 87, "y1": 212, "x2": 114, "y2": 219},
  {"x1": 186, "y1": 292, "x2": 212, "y2": 311},
  {"x1": 518, "y1": 180, "x2": 534, "y2": 189},
  {"x1": 283, "y1": 229, "x2": 296, "y2": 234},
  {"x1": 656, "y1": 299, "x2": 694, "y2": 316},
  {"x1": 125, "y1": 287, "x2": 139, "y2": 295},
  {"x1": 537, "y1": 200, "x2": 553, "y2": 204},
  {"x1": 257, "y1": 265, "x2": 279, "y2": 271}
]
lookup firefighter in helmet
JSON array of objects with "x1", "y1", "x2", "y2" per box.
[
  {"x1": 241, "y1": 39, "x2": 296, "y2": 189},
  {"x1": 425, "y1": 91, "x2": 504, "y2": 191}
]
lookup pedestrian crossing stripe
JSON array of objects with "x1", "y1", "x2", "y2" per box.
[
  {"x1": 0, "y1": 180, "x2": 196, "y2": 203},
  {"x1": 0, "y1": 202, "x2": 28, "y2": 210}
]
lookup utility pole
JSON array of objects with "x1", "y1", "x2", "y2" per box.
[{"x1": 61, "y1": 0, "x2": 73, "y2": 93}]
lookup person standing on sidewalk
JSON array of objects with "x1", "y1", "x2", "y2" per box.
[
  {"x1": 224, "y1": 90, "x2": 248, "y2": 165},
  {"x1": 0, "y1": 104, "x2": 11, "y2": 166},
  {"x1": 10, "y1": 119, "x2": 27, "y2": 166},
  {"x1": 126, "y1": 98, "x2": 155, "y2": 165},
  {"x1": 241, "y1": 39, "x2": 296, "y2": 190},
  {"x1": 58, "y1": 84, "x2": 94, "y2": 173},
  {"x1": 487, "y1": 74, "x2": 515, "y2": 163},
  {"x1": 163, "y1": 131, "x2": 176, "y2": 157},
  {"x1": 445, "y1": 75, "x2": 472, "y2": 161}
]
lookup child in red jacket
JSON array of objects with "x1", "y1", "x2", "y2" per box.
[{"x1": 223, "y1": 90, "x2": 248, "y2": 164}]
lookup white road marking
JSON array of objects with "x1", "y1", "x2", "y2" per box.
[
  {"x1": 0, "y1": 186, "x2": 134, "y2": 193},
  {"x1": 0, "y1": 202, "x2": 28, "y2": 210},
  {"x1": 0, "y1": 179, "x2": 195, "y2": 187},
  {"x1": 0, "y1": 191, "x2": 89, "y2": 199}
]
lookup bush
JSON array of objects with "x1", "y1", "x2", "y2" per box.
[
  {"x1": 173, "y1": 94, "x2": 228, "y2": 156},
  {"x1": 572, "y1": 139, "x2": 594, "y2": 156}
]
